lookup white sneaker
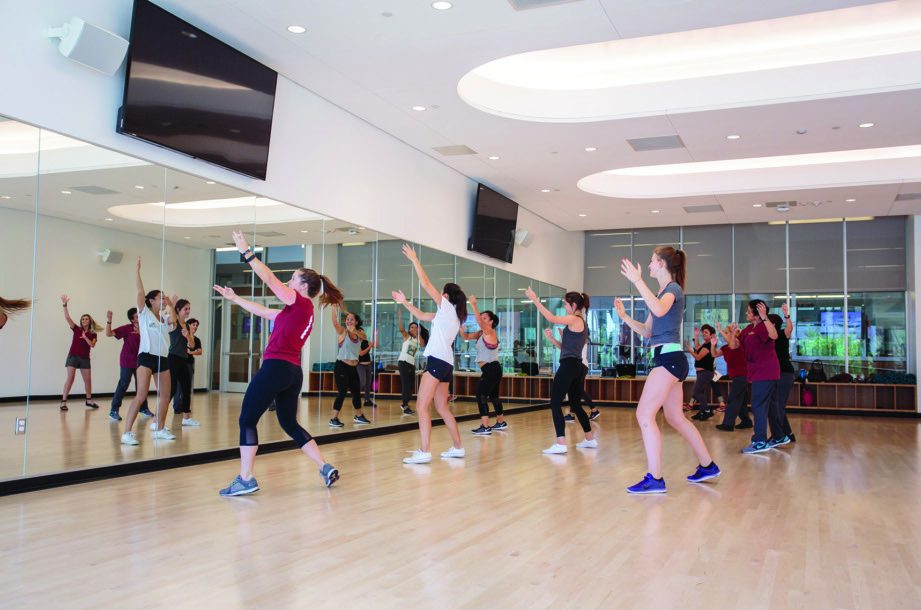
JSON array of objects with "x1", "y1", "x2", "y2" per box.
[
  {"x1": 121, "y1": 432, "x2": 138, "y2": 445},
  {"x1": 153, "y1": 428, "x2": 175, "y2": 440},
  {"x1": 403, "y1": 450, "x2": 432, "y2": 464},
  {"x1": 542, "y1": 443, "x2": 568, "y2": 454},
  {"x1": 440, "y1": 446, "x2": 465, "y2": 459},
  {"x1": 576, "y1": 439, "x2": 598, "y2": 449},
  {"x1": 181, "y1": 418, "x2": 201, "y2": 427},
  {"x1": 149, "y1": 422, "x2": 158, "y2": 431}
]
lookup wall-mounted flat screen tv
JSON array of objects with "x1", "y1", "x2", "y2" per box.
[
  {"x1": 467, "y1": 183, "x2": 519, "y2": 263},
  {"x1": 117, "y1": 0, "x2": 278, "y2": 180}
]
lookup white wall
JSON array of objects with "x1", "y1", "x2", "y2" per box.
[
  {"x1": 0, "y1": 0, "x2": 583, "y2": 291},
  {"x1": 0, "y1": 208, "x2": 211, "y2": 398}
]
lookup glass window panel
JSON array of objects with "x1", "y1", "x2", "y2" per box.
[
  {"x1": 847, "y1": 292, "x2": 907, "y2": 378},
  {"x1": 789, "y1": 293, "x2": 846, "y2": 378},
  {"x1": 733, "y1": 223, "x2": 786, "y2": 293},
  {"x1": 789, "y1": 221, "x2": 843, "y2": 292},
  {"x1": 584, "y1": 230, "x2": 632, "y2": 297},
  {"x1": 682, "y1": 225, "x2": 732, "y2": 294},
  {"x1": 683, "y1": 294, "x2": 734, "y2": 376},
  {"x1": 846, "y1": 217, "x2": 907, "y2": 291}
]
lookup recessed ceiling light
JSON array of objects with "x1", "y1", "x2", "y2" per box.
[
  {"x1": 411, "y1": 106, "x2": 426, "y2": 111},
  {"x1": 1, "y1": 195, "x2": 10, "y2": 199},
  {"x1": 432, "y1": 1, "x2": 452, "y2": 9},
  {"x1": 300, "y1": 230, "x2": 309, "y2": 233},
  {"x1": 753, "y1": 203, "x2": 762, "y2": 207},
  {"x1": 726, "y1": 135, "x2": 741, "y2": 140},
  {"x1": 184, "y1": 236, "x2": 191, "y2": 240},
  {"x1": 287, "y1": 25, "x2": 306, "y2": 34},
  {"x1": 205, "y1": 181, "x2": 215, "y2": 185},
  {"x1": 60, "y1": 190, "x2": 71, "y2": 194},
  {"x1": 578, "y1": 213, "x2": 587, "y2": 217},
  {"x1": 104, "y1": 218, "x2": 113, "y2": 222},
  {"x1": 859, "y1": 122, "x2": 875, "y2": 128},
  {"x1": 135, "y1": 185, "x2": 144, "y2": 189},
  {"x1": 584, "y1": 147, "x2": 597, "y2": 152},
  {"x1": 845, "y1": 198, "x2": 856, "y2": 202},
  {"x1": 651, "y1": 210, "x2": 660, "y2": 214},
  {"x1": 488, "y1": 156, "x2": 500, "y2": 160},
  {"x1": 540, "y1": 189, "x2": 551, "y2": 193}
]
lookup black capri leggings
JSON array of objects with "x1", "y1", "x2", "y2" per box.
[
  {"x1": 239, "y1": 359, "x2": 311, "y2": 447},
  {"x1": 551, "y1": 358, "x2": 590, "y2": 437},
  {"x1": 398, "y1": 360, "x2": 416, "y2": 406},
  {"x1": 333, "y1": 360, "x2": 361, "y2": 412},
  {"x1": 476, "y1": 361, "x2": 504, "y2": 418},
  {"x1": 168, "y1": 354, "x2": 192, "y2": 414}
]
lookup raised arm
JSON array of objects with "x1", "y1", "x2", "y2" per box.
[
  {"x1": 524, "y1": 286, "x2": 581, "y2": 328},
  {"x1": 392, "y1": 289, "x2": 436, "y2": 322},
  {"x1": 710, "y1": 335, "x2": 723, "y2": 359},
  {"x1": 213, "y1": 285, "x2": 281, "y2": 320},
  {"x1": 135, "y1": 257, "x2": 146, "y2": 311},
  {"x1": 614, "y1": 297, "x2": 652, "y2": 339},
  {"x1": 232, "y1": 230, "x2": 297, "y2": 306},
  {"x1": 619, "y1": 259, "x2": 676, "y2": 318},
  {"x1": 544, "y1": 327, "x2": 563, "y2": 350},
  {"x1": 105, "y1": 310, "x2": 116, "y2": 337},
  {"x1": 686, "y1": 340, "x2": 710, "y2": 361},
  {"x1": 757, "y1": 302, "x2": 778, "y2": 340},
  {"x1": 397, "y1": 308, "x2": 409, "y2": 340},
  {"x1": 693, "y1": 327, "x2": 701, "y2": 350},
  {"x1": 61, "y1": 294, "x2": 75, "y2": 328},
  {"x1": 782, "y1": 302, "x2": 793, "y2": 339},
  {"x1": 402, "y1": 244, "x2": 442, "y2": 303},
  {"x1": 330, "y1": 305, "x2": 346, "y2": 337}
]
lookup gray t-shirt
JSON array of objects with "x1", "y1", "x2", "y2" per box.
[{"x1": 647, "y1": 282, "x2": 684, "y2": 346}]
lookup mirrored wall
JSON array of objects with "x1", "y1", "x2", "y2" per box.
[{"x1": 0, "y1": 116, "x2": 565, "y2": 481}]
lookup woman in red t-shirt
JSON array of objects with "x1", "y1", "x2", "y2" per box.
[
  {"x1": 60, "y1": 295, "x2": 103, "y2": 411},
  {"x1": 712, "y1": 322, "x2": 753, "y2": 431},
  {"x1": 213, "y1": 230, "x2": 345, "y2": 496}
]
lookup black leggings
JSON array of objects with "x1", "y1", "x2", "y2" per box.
[
  {"x1": 398, "y1": 360, "x2": 416, "y2": 406},
  {"x1": 239, "y1": 359, "x2": 311, "y2": 447},
  {"x1": 333, "y1": 360, "x2": 361, "y2": 412},
  {"x1": 551, "y1": 358, "x2": 590, "y2": 437},
  {"x1": 168, "y1": 354, "x2": 192, "y2": 414},
  {"x1": 476, "y1": 361, "x2": 504, "y2": 418},
  {"x1": 579, "y1": 363, "x2": 595, "y2": 410}
]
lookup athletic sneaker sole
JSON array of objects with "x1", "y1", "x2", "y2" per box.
[
  {"x1": 742, "y1": 446, "x2": 771, "y2": 454},
  {"x1": 626, "y1": 488, "x2": 666, "y2": 494},
  {"x1": 221, "y1": 486, "x2": 259, "y2": 497},
  {"x1": 324, "y1": 469, "x2": 339, "y2": 488},
  {"x1": 472, "y1": 430, "x2": 491, "y2": 436},
  {"x1": 688, "y1": 473, "x2": 721, "y2": 483}
]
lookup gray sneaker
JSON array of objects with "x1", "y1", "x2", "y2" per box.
[
  {"x1": 741, "y1": 441, "x2": 771, "y2": 454},
  {"x1": 219, "y1": 475, "x2": 259, "y2": 496},
  {"x1": 320, "y1": 464, "x2": 339, "y2": 488}
]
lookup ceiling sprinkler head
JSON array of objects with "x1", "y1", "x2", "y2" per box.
[{"x1": 776, "y1": 204, "x2": 790, "y2": 212}]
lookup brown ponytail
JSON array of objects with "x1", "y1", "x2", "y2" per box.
[
  {"x1": 298, "y1": 268, "x2": 344, "y2": 307},
  {"x1": 443, "y1": 283, "x2": 468, "y2": 322},
  {"x1": 653, "y1": 246, "x2": 687, "y2": 291},
  {"x1": 0, "y1": 297, "x2": 32, "y2": 316},
  {"x1": 564, "y1": 291, "x2": 589, "y2": 313}
]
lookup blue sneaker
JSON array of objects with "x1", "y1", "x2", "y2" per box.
[
  {"x1": 741, "y1": 441, "x2": 771, "y2": 454},
  {"x1": 626, "y1": 473, "x2": 666, "y2": 494},
  {"x1": 687, "y1": 462, "x2": 721, "y2": 483},
  {"x1": 320, "y1": 463, "x2": 339, "y2": 488},
  {"x1": 108, "y1": 411, "x2": 122, "y2": 421},
  {"x1": 219, "y1": 475, "x2": 259, "y2": 497},
  {"x1": 767, "y1": 435, "x2": 791, "y2": 448}
]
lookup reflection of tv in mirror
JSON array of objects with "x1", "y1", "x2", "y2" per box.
[{"x1": 468, "y1": 184, "x2": 519, "y2": 263}]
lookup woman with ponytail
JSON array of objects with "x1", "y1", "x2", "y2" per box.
[
  {"x1": 213, "y1": 230, "x2": 342, "y2": 495},
  {"x1": 616, "y1": 247, "x2": 720, "y2": 493},
  {"x1": 59, "y1": 295, "x2": 103, "y2": 411},
  {"x1": 393, "y1": 245, "x2": 466, "y2": 464},
  {"x1": 526, "y1": 289, "x2": 596, "y2": 454},
  {"x1": 0, "y1": 297, "x2": 31, "y2": 330}
]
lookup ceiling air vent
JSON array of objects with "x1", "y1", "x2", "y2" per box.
[
  {"x1": 508, "y1": 0, "x2": 583, "y2": 9},
  {"x1": 764, "y1": 200, "x2": 800, "y2": 208},
  {"x1": 626, "y1": 135, "x2": 685, "y2": 152},
  {"x1": 69, "y1": 185, "x2": 120, "y2": 195},
  {"x1": 683, "y1": 204, "x2": 723, "y2": 214},
  {"x1": 432, "y1": 145, "x2": 477, "y2": 156},
  {"x1": 895, "y1": 193, "x2": 921, "y2": 202}
]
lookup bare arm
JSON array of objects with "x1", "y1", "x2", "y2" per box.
[
  {"x1": 614, "y1": 297, "x2": 652, "y2": 339},
  {"x1": 392, "y1": 290, "x2": 436, "y2": 322},
  {"x1": 61, "y1": 295, "x2": 75, "y2": 328},
  {"x1": 232, "y1": 230, "x2": 297, "y2": 306},
  {"x1": 134, "y1": 257, "x2": 146, "y2": 311},
  {"x1": 544, "y1": 327, "x2": 562, "y2": 350},
  {"x1": 105, "y1": 310, "x2": 116, "y2": 337},
  {"x1": 782, "y1": 303, "x2": 793, "y2": 338},
  {"x1": 686, "y1": 343, "x2": 710, "y2": 361},
  {"x1": 524, "y1": 286, "x2": 583, "y2": 328},
  {"x1": 213, "y1": 285, "x2": 281, "y2": 320},
  {"x1": 397, "y1": 308, "x2": 409, "y2": 340},
  {"x1": 619, "y1": 259, "x2": 676, "y2": 318},
  {"x1": 459, "y1": 329, "x2": 483, "y2": 341},
  {"x1": 402, "y1": 244, "x2": 442, "y2": 303},
  {"x1": 757, "y1": 302, "x2": 778, "y2": 340},
  {"x1": 188, "y1": 340, "x2": 203, "y2": 357},
  {"x1": 330, "y1": 306, "x2": 346, "y2": 338}
]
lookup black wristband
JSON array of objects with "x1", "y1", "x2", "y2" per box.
[
  {"x1": 761, "y1": 317, "x2": 768, "y2": 322},
  {"x1": 784, "y1": 315, "x2": 791, "y2": 319},
  {"x1": 243, "y1": 252, "x2": 256, "y2": 263}
]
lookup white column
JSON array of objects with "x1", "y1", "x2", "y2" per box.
[{"x1": 909, "y1": 216, "x2": 921, "y2": 412}]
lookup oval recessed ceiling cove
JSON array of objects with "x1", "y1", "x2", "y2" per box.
[
  {"x1": 457, "y1": 2, "x2": 921, "y2": 122},
  {"x1": 577, "y1": 146, "x2": 921, "y2": 198}
]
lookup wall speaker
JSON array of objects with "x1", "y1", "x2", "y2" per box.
[
  {"x1": 98, "y1": 249, "x2": 124, "y2": 264},
  {"x1": 47, "y1": 17, "x2": 129, "y2": 75},
  {"x1": 514, "y1": 228, "x2": 534, "y2": 247}
]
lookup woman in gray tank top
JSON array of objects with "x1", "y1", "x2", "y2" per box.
[
  {"x1": 525, "y1": 288, "x2": 596, "y2": 454},
  {"x1": 459, "y1": 295, "x2": 506, "y2": 435},
  {"x1": 329, "y1": 307, "x2": 370, "y2": 427},
  {"x1": 615, "y1": 247, "x2": 720, "y2": 494}
]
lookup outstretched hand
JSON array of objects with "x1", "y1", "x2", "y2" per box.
[
  {"x1": 401, "y1": 244, "x2": 418, "y2": 264},
  {"x1": 231, "y1": 230, "x2": 250, "y2": 254},
  {"x1": 782, "y1": 302, "x2": 790, "y2": 317},
  {"x1": 524, "y1": 286, "x2": 537, "y2": 302},
  {"x1": 710, "y1": 334, "x2": 717, "y2": 346},
  {"x1": 693, "y1": 327, "x2": 700, "y2": 337},
  {"x1": 613, "y1": 297, "x2": 626, "y2": 318},
  {"x1": 213, "y1": 285, "x2": 236, "y2": 300},
  {"x1": 619, "y1": 259, "x2": 642, "y2": 283},
  {"x1": 468, "y1": 294, "x2": 477, "y2": 307},
  {"x1": 756, "y1": 302, "x2": 768, "y2": 319},
  {"x1": 61, "y1": 294, "x2": 70, "y2": 305},
  {"x1": 392, "y1": 290, "x2": 407, "y2": 305},
  {"x1": 543, "y1": 328, "x2": 553, "y2": 339},
  {"x1": 136, "y1": 256, "x2": 142, "y2": 271},
  {"x1": 106, "y1": 310, "x2": 113, "y2": 323}
]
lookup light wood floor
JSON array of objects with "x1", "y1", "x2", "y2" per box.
[
  {"x1": 2, "y1": 409, "x2": 920, "y2": 609},
  {"x1": 0, "y1": 393, "x2": 482, "y2": 479}
]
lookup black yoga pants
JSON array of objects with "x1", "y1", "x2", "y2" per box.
[
  {"x1": 168, "y1": 354, "x2": 192, "y2": 414},
  {"x1": 550, "y1": 358, "x2": 590, "y2": 437},
  {"x1": 476, "y1": 361, "x2": 504, "y2": 418},
  {"x1": 357, "y1": 363, "x2": 373, "y2": 402},
  {"x1": 239, "y1": 359, "x2": 311, "y2": 447},
  {"x1": 398, "y1": 360, "x2": 416, "y2": 406},
  {"x1": 333, "y1": 360, "x2": 361, "y2": 412}
]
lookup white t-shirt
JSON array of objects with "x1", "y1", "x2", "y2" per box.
[
  {"x1": 399, "y1": 337, "x2": 420, "y2": 365},
  {"x1": 138, "y1": 307, "x2": 170, "y2": 357},
  {"x1": 423, "y1": 296, "x2": 460, "y2": 364}
]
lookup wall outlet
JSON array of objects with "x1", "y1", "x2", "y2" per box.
[{"x1": 14, "y1": 418, "x2": 26, "y2": 435}]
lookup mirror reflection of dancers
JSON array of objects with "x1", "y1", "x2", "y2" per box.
[
  {"x1": 459, "y1": 295, "x2": 506, "y2": 435},
  {"x1": 396, "y1": 308, "x2": 424, "y2": 415},
  {"x1": 329, "y1": 308, "x2": 371, "y2": 427},
  {"x1": 59, "y1": 295, "x2": 102, "y2": 411},
  {"x1": 358, "y1": 326, "x2": 378, "y2": 408},
  {"x1": 214, "y1": 230, "x2": 342, "y2": 495},
  {"x1": 685, "y1": 324, "x2": 717, "y2": 421},
  {"x1": 712, "y1": 322, "x2": 753, "y2": 431},
  {"x1": 105, "y1": 307, "x2": 149, "y2": 421},
  {"x1": 394, "y1": 245, "x2": 466, "y2": 464},
  {"x1": 121, "y1": 257, "x2": 176, "y2": 445},
  {"x1": 550, "y1": 331, "x2": 601, "y2": 423},
  {"x1": 615, "y1": 249, "x2": 720, "y2": 493},
  {"x1": 175, "y1": 318, "x2": 203, "y2": 415},
  {"x1": 526, "y1": 288, "x2": 596, "y2": 454},
  {"x1": 0, "y1": 297, "x2": 31, "y2": 330},
  {"x1": 163, "y1": 298, "x2": 199, "y2": 427}
]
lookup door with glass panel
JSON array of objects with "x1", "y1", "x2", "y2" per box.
[{"x1": 219, "y1": 297, "x2": 283, "y2": 392}]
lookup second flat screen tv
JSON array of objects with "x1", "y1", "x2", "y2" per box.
[
  {"x1": 468, "y1": 184, "x2": 519, "y2": 263},
  {"x1": 117, "y1": 0, "x2": 278, "y2": 180}
]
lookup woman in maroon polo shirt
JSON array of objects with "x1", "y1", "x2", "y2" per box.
[
  {"x1": 60, "y1": 294, "x2": 103, "y2": 411},
  {"x1": 738, "y1": 299, "x2": 779, "y2": 453},
  {"x1": 712, "y1": 322, "x2": 753, "y2": 431}
]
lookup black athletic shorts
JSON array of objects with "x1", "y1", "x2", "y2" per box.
[
  {"x1": 137, "y1": 352, "x2": 169, "y2": 373},
  {"x1": 652, "y1": 348, "x2": 689, "y2": 381},
  {"x1": 423, "y1": 356, "x2": 454, "y2": 382}
]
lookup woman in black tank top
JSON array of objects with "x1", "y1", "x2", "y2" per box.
[{"x1": 686, "y1": 324, "x2": 717, "y2": 420}]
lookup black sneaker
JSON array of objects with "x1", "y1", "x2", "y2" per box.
[
  {"x1": 589, "y1": 410, "x2": 601, "y2": 421},
  {"x1": 329, "y1": 418, "x2": 344, "y2": 428},
  {"x1": 353, "y1": 414, "x2": 371, "y2": 424},
  {"x1": 108, "y1": 411, "x2": 122, "y2": 421},
  {"x1": 715, "y1": 424, "x2": 734, "y2": 432},
  {"x1": 737, "y1": 421, "x2": 753, "y2": 429},
  {"x1": 491, "y1": 421, "x2": 508, "y2": 430},
  {"x1": 691, "y1": 411, "x2": 713, "y2": 421},
  {"x1": 564, "y1": 414, "x2": 575, "y2": 423},
  {"x1": 401, "y1": 407, "x2": 415, "y2": 415},
  {"x1": 139, "y1": 408, "x2": 155, "y2": 417},
  {"x1": 472, "y1": 425, "x2": 492, "y2": 435},
  {"x1": 363, "y1": 400, "x2": 374, "y2": 407}
]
